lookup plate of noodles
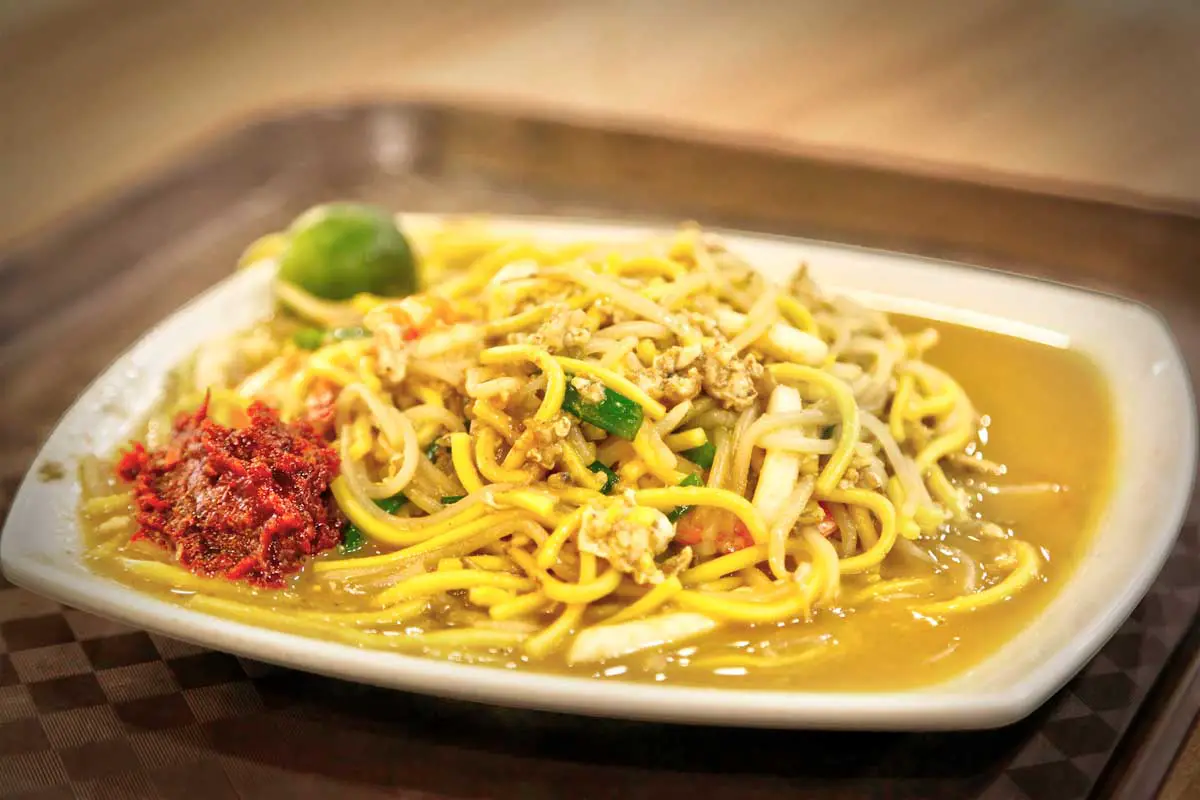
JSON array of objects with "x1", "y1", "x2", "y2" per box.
[{"x1": 2, "y1": 208, "x2": 1194, "y2": 729}]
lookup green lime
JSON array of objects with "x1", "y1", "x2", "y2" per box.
[{"x1": 277, "y1": 203, "x2": 418, "y2": 301}]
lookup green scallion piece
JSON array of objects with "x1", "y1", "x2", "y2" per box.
[
  {"x1": 340, "y1": 492, "x2": 406, "y2": 553},
  {"x1": 667, "y1": 472, "x2": 704, "y2": 523},
  {"x1": 587, "y1": 461, "x2": 619, "y2": 494},
  {"x1": 425, "y1": 441, "x2": 441, "y2": 462},
  {"x1": 339, "y1": 525, "x2": 366, "y2": 554},
  {"x1": 374, "y1": 493, "x2": 407, "y2": 514},
  {"x1": 441, "y1": 495, "x2": 465, "y2": 504},
  {"x1": 681, "y1": 440, "x2": 716, "y2": 470},
  {"x1": 293, "y1": 327, "x2": 325, "y2": 350},
  {"x1": 821, "y1": 425, "x2": 836, "y2": 440},
  {"x1": 561, "y1": 380, "x2": 644, "y2": 441}
]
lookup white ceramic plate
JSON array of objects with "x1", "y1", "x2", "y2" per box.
[{"x1": 2, "y1": 216, "x2": 1195, "y2": 730}]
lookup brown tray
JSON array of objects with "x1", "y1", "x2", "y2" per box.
[{"x1": 1, "y1": 103, "x2": 1197, "y2": 800}]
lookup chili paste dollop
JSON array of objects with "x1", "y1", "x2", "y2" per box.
[{"x1": 116, "y1": 397, "x2": 343, "y2": 587}]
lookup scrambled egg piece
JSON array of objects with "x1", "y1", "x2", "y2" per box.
[
  {"x1": 701, "y1": 344, "x2": 764, "y2": 411},
  {"x1": 513, "y1": 413, "x2": 573, "y2": 468},
  {"x1": 627, "y1": 340, "x2": 763, "y2": 411},
  {"x1": 576, "y1": 494, "x2": 690, "y2": 585}
]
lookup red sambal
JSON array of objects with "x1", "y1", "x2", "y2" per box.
[{"x1": 116, "y1": 397, "x2": 343, "y2": 587}]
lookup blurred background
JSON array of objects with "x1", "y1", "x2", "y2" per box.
[{"x1": 2, "y1": 0, "x2": 1199, "y2": 249}]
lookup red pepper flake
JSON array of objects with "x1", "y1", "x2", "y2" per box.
[
  {"x1": 674, "y1": 509, "x2": 753, "y2": 554},
  {"x1": 816, "y1": 502, "x2": 839, "y2": 537},
  {"x1": 717, "y1": 520, "x2": 754, "y2": 554},
  {"x1": 116, "y1": 396, "x2": 343, "y2": 588}
]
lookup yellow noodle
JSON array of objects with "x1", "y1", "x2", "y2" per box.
[
  {"x1": 535, "y1": 507, "x2": 586, "y2": 570},
  {"x1": 777, "y1": 295, "x2": 819, "y2": 335},
  {"x1": 516, "y1": 548, "x2": 623, "y2": 604},
  {"x1": 699, "y1": 576, "x2": 746, "y2": 592},
  {"x1": 611, "y1": 255, "x2": 686, "y2": 280},
  {"x1": 480, "y1": 344, "x2": 567, "y2": 422},
  {"x1": 927, "y1": 463, "x2": 968, "y2": 520},
  {"x1": 818, "y1": 488, "x2": 897, "y2": 575},
  {"x1": 603, "y1": 577, "x2": 683, "y2": 624},
  {"x1": 330, "y1": 478, "x2": 485, "y2": 547},
  {"x1": 117, "y1": 559, "x2": 298, "y2": 605},
  {"x1": 314, "y1": 509, "x2": 517, "y2": 574},
  {"x1": 851, "y1": 505, "x2": 880, "y2": 549},
  {"x1": 663, "y1": 428, "x2": 707, "y2": 451},
  {"x1": 524, "y1": 552, "x2": 597, "y2": 657},
  {"x1": 739, "y1": 567, "x2": 773, "y2": 588},
  {"x1": 561, "y1": 442, "x2": 607, "y2": 490},
  {"x1": 376, "y1": 570, "x2": 535, "y2": 606},
  {"x1": 475, "y1": 427, "x2": 534, "y2": 484},
  {"x1": 907, "y1": 386, "x2": 958, "y2": 419},
  {"x1": 847, "y1": 577, "x2": 934, "y2": 604},
  {"x1": 489, "y1": 591, "x2": 553, "y2": 620},
  {"x1": 803, "y1": 528, "x2": 842, "y2": 605},
  {"x1": 675, "y1": 581, "x2": 818, "y2": 624},
  {"x1": 483, "y1": 291, "x2": 594, "y2": 336},
  {"x1": 633, "y1": 422, "x2": 687, "y2": 485},
  {"x1": 549, "y1": 486, "x2": 608, "y2": 506},
  {"x1": 463, "y1": 555, "x2": 513, "y2": 571},
  {"x1": 449, "y1": 432, "x2": 484, "y2": 493},
  {"x1": 492, "y1": 489, "x2": 560, "y2": 524},
  {"x1": 472, "y1": 400, "x2": 518, "y2": 442},
  {"x1": 680, "y1": 545, "x2": 769, "y2": 586},
  {"x1": 468, "y1": 586, "x2": 514, "y2": 607},
  {"x1": 916, "y1": 541, "x2": 1041, "y2": 616}
]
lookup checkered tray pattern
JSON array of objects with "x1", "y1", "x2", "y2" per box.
[{"x1": 1, "y1": 521, "x2": 1196, "y2": 800}]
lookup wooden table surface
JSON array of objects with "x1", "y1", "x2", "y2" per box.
[{"x1": 2, "y1": 0, "x2": 1200, "y2": 250}]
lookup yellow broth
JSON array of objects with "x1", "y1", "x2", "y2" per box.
[{"x1": 81, "y1": 317, "x2": 1115, "y2": 691}]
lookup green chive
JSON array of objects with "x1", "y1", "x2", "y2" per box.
[
  {"x1": 374, "y1": 493, "x2": 407, "y2": 514},
  {"x1": 293, "y1": 327, "x2": 325, "y2": 350},
  {"x1": 821, "y1": 425, "x2": 836, "y2": 440},
  {"x1": 587, "y1": 460, "x2": 619, "y2": 494},
  {"x1": 681, "y1": 440, "x2": 716, "y2": 470},
  {"x1": 425, "y1": 441, "x2": 441, "y2": 462},
  {"x1": 441, "y1": 495, "x2": 465, "y2": 504},
  {"x1": 339, "y1": 492, "x2": 406, "y2": 553},
  {"x1": 561, "y1": 379, "x2": 644, "y2": 441},
  {"x1": 667, "y1": 472, "x2": 704, "y2": 523},
  {"x1": 339, "y1": 524, "x2": 366, "y2": 554}
]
